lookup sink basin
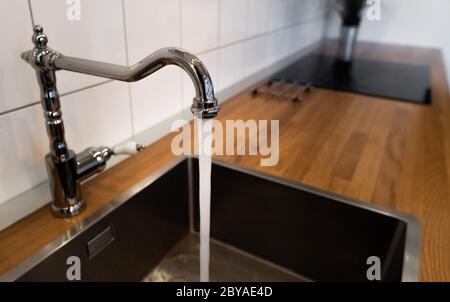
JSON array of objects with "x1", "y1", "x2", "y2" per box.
[{"x1": 1, "y1": 157, "x2": 420, "y2": 282}]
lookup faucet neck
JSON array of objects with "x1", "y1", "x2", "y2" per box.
[
  {"x1": 22, "y1": 26, "x2": 219, "y2": 119},
  {"x1": 36, "y1": 69, "x2": 69, "y2": 159}
]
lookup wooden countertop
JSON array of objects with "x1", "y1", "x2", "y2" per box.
[{"x1": 1, "y1": 41, "x2": 449, "y2": 281}]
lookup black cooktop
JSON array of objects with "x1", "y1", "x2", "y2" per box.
[{"x1": 273, "y1": 54, "x2": 432, "y2": 104}]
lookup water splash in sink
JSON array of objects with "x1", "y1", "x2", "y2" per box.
[{"x1": 196, "y1": 118, "x2": 213, "y2": 282}]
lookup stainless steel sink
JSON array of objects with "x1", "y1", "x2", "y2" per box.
[{"x1": 1, "y1": 157, "x2": 420, "y2": 282}]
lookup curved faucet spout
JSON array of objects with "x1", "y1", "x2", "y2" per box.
[
  {"x1": 52, "y1": 48, "x2": 218, "y2": 119},
  {"x1": 21, "y1": 25, "x2": 219, "y2": 119}
]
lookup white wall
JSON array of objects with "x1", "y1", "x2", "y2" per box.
[
  {"x1": 326, "y1": 0, "x2": 450, "y2": 89},
  {"x1": 0, "y1": 1, "x2": 328, "y2": 214}
]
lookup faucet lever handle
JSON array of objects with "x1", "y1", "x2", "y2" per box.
[
  {"x1": 76, "y1": 142, "x2": 144, "y2": 181},
  {"x1": 113, "y1": 141, "x2": 146, "y2": 156}
]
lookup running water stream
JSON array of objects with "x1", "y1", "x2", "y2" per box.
[{"x1": 196, "y1": 118, "x2": 212, "y2": 282}]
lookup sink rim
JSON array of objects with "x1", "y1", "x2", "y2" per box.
[{"x1": 0, "y1": 156, "x2": 420, "y2": 282}]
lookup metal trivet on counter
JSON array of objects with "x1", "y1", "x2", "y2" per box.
[{"x1": 251, "y1": 79, "x2": 313, "y2": 102}]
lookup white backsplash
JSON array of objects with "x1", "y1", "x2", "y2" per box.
[
  {"x1": 0, "y1": 0, "x2": 328, "y2": 227},
  {"x1": 30, "y1": 0, "x2": 128, "y2": 95}
]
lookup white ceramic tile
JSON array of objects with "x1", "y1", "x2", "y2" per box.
[
  {"x1": 312, "y1": 18, "x2": 326, "y2": 44},
  {"x1": 62, "y1": 81, "x2": 133, "y2": 153},
  {"x1": 0, "y1": 0, "x2": 39, "y2": 112},
  {"x1": 279, "y1": 16, "x2": 325, "y2": 60},
  {"x1": 267, "y1": 30, "x2": 288, "y2": 66},
  {"x1": 218, "y1": 42, "x2": 245, "y2": 91},
  {"x1": 124, "y1": 0, "x2": 183, "y2": 135},
  {"x1": 283, "y1": 0, "x2": 302, "y2": 26},
  {"x1": 244, "y1": 35, "x2": 269, "y2": 78},
  {"x1": 130, "y1": 66, "x2": 183, "y2": 134},
  {"x1": 30, "y1": 0, "x2": 127, "y2": 95},
  {"x1": 247, "y1": 0, "x2": 270, "y2": 37},
  {"x1": 303, "y1": 0, "x2": 327, "y2": 21},
  {"x1": 0, "y1": 105, "x2": 48, "y2": 204},
  {"x1": 310, "y1": 0, "x2": 328, "y2": 17},
  {"x1": 182, "y1": 50, "x2": 219, "y2": 109},
  {"x1": 303, "y1": 18, "x2": 325, "y2": 46},
  {"x1": 267, "y1": 0, "x2": 286, "y2": 31},
  {"x1": 219, "y1": 0, "x2": 248, "y2": 45},
  {"x1": 182, "y1": 0, "x2": 219, "y2": 54},
  {"x1": 295, "y1": 0, "x2": 312, "y2": 23},
  {"x1": 285, "y1": 25, "x2": 301, "y2": 56},
  {"x1": 124, "y1": 0, "x2": 181, "y2": 61},
  {"x1": 278, "y1": 0, "x2": 298, "y2": 28},
  {"x1": 280, "y1": 28, "x2": 292, "y2": 58},
  {"x1": 289, "y1": 24, "x2": 309, "y2": 54}
]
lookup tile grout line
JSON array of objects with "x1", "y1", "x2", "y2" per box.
[
  {"x1": 121, "y1": 0, "x2": 136, "y2": 137},
  {"x1": 27, "y1": 0, "x2": 35, "y2": 28},
  {"x1": 0, "y1": 101, "x2": 40, "y2": 117},
  {"x1": 179, "y1": 0, "x2": 185, "y2": 111},
  {"x1": 5, "y1": 0, "x2": 39, "y2": 118},
  {"x1": 264, "y1": 0, "x2": 270, "y2": 46},
  {"x1": 0, "y1": 80, "x2": 113, "y2": 117}
]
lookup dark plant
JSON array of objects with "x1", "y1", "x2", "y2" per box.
[{"x1": 334, "y1": 0, "x2": 366, "y2": 26}]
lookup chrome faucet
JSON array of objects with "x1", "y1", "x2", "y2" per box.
[{"x1": 22, "y1": 25, "x2": 219, "y2": 218}]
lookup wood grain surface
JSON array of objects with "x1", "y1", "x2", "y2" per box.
[{"x1": 1, "y1": 41, "x2": 449, "y2": 281}]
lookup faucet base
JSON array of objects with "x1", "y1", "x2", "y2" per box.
[{"x1": 51, "y1": 199, "x2": 86, "y2": 218}]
